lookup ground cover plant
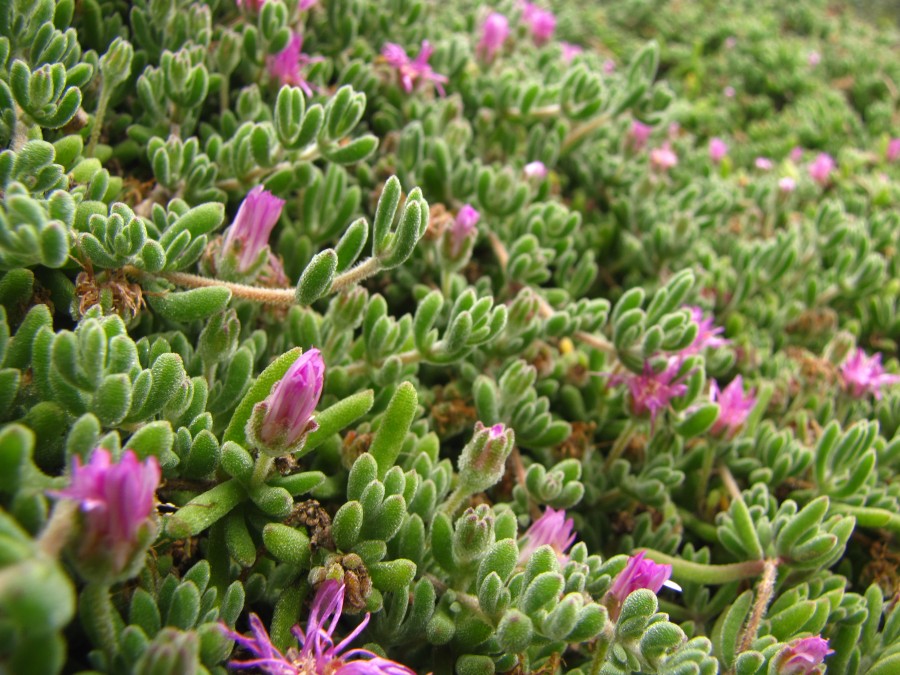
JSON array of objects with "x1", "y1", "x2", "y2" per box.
[{"x1": 2, "y1": 0, "x2": 900, "y2": 673}]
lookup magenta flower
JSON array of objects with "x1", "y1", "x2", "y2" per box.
[
  {"x1": 259, "y1": 348, "x2": 325, "y2": 450},
  {"x1": 524, "y1": 161, "x2": 548, "y2": 179},
  {"x1": 610, "y1": 360, "x2": 688, "y2": 424},
  {"x1": 887, "y1": 138, "x2": 900, "y2": 162},
  {"x1": 448, "y1": 204, "x2": 480, "y2": 257},
  {"x1": 807, "y1": 153, "x2": 836, "y2": 185},
  {"x1": 709, "y1": 137, "x2": 728, "y2": 164},
  {"x1": 650, "y1": 142, "x2": 678, "y2": 172},
  {"x1": 222, "y1": 580, "x2": 415, "y2": 675},
  {"x1": 560, "y1": 42, "x2": 583, "y2": 63},
  {"x1": 520, "y1": 2, "x2": 556, "y2": 45},
  {"x1": 222, "y1": 186, "x2": 286, "y2": 274},
  {"x1": 755, "y1": 157, "x2": 774, "y2": 171},
  {"x1": 775, "y1": 636, "x2": 833, "y2": 675},
  {"x1": 710, "y1": 376, "x2": 756, "y2": 437},
  {"x1": 477, "y1": 12, "x2": 510, "y2": 62},
  {"x1": 840, "y1": 348, "x2": 900, "y2": 400},
  {"x1": 382, "y1": 41, "x2": 448, "y2": 96},
  {"x1": 684, "y1": 306, "x2": 729, "y2": 355},
  {"x1": 779, "y1": 176, "x2": 797, "y2": 193},
  {"x1": 609, "y1": 551, "x2": 673, "y2": 604},
  {"x1": 518, "y1": 507, "x2": 577, "y2": 565},
  {"x1": 267, "y1": 33, "x2": 322, "y2": 97},
  {"x1": 299, "y1": 0, "x2": 318, "y2": 9},
  {"x1": 629, "y1": 121, "x2": 653, "y2": 151},
  {"x1": 50, "y1": 448, "x2": 160, "y2": 572}
]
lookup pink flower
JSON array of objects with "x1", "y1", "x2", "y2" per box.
[
  {"x1": 518, "y1": 507, "x2": 577, "y2": 565},
  {"x1": 779, "y1": 176, "x2": 797, "y2": 193},
  {"x1": 776, "y1": 636, "x2": 833, "y2": 675},
  {"x1": 886, "y1": 138, "x2": 900, "y2": 162},
  {"x1": 724, "y1": 86, "x2": 736, "y2": 98},
  {"x1": 790, "y1": 146, "x2": 804, "y2": 162},
  {"x1": 222, "y1": 580, "x2": 415, "y2": 675},
  {"x1": 807, "y1": 153, "x2": 836, "y2": 186},
  {"x1": 477, "y1": 13, "x2": 509, "y2": 62},
  {"x1": 709, "y1": 137, "x2": 728, "y2": 163},
  {"x1": 840, "y1": 348, "x2": 900, "y2": 400},
  {"x1": 725, "y1": 36, "x2": 737, "y2": 49},
  {"x1": 238, "y1": 0, "x2": 317, "y2": 8},
  {"x1": 50, "y1": 448, "x2": 161, "y2": 572},
  {"x1": 449, "y1": 204, "x2": 480, "y2": 257},
  {"x1": 755, "y1": 157, "x2": 774, "y2": 171},
  {"x1": 650, "y1": 142, "x2": 678, "y2": 172},
  {"x1": 610, "y1": 360, "x2": 688, "y2": 424},
  {"x1": 267, "y1": 33, "x2": 322, "y2": 97},
  {"x1": 299, "y1": 0, "x2": 318, "y2": 9},
  {"x1": 629, "y1": 121, "x2": 653, "y2": 150},
  {"x1": 524, "y1": 161, "x2": 548, "y2": 179},
  {"x1": 560, "y1": 42, "x2": 583, "y2": 63},
  {"x1": 710, "y1": 376, "x2": 756, "y2": 437},
  {"x1": 382, "y1": 41, "x2": 448, "y2": 96},
  {"x1": 260, "y1": 348, "x2": 325, "y2": 449},
  {"x1": 603, "y1": 59, "x2": 616, "y2": 74},
  {"x1": 222, "y1": 186, "x2": 286, "y2": 274},
  {"x1": 520, "y1": 2, "x2": 556, "y2": 45},
  {"x1": 684, "y1": 306, "x2": 729, "y2": 355},
  {"x1": 609, "y1": 551, "x2": 673, "y2": 603},
  {"x1": 807, "y1": 51, "x2": 821, "y2": 66}
]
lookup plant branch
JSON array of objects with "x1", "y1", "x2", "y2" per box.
[
  {"x1": 640, "y1": 548, "x2": 768, "y2": 585},
  {"x1": 125, "y1": 266, "x2": 297, "y2": 306},
  {"x1": 738, "y1": 557, "x2": 779, "y2": 653},
  {"x1": 329, "y1": 257, "x2": 382, "y2": 294}
]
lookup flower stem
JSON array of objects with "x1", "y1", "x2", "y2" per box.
[
  {"x1": 738, "y1": 558, "x2": 779, "y2": 653},
  {"x1": 251, "y1": 455, "x2": 275, "y2": 487},
  {"x1": 640, "y1": 548, "x2": 768, "y2": 585},
  {"x1": 87, "y1": 92, "x2": 111, "y2": 157},
  {"x1": 81, "y1": 582, "x2": 119, "y2": 662},
  {"x1": 36, "y1": 500, "x2": 78, "y2": 558},
  {"x1": 441, "y1": 486, "x2": 470, "y2": 518},
  {"x1": 561, "y1": 114, "x2": 611, "y2": 153},
  {"x1": 329, "y1": 257, "x2": 382, "y2": 294},
  {"x1": 124, "y1": 266, "x2": 297, "y2": 306},
  {"x1": 604, "y1": 421, "x2": 638, "y2": 470},
  {"x1": 588, "y1": 623, "x2": 615, "y2": 675}
]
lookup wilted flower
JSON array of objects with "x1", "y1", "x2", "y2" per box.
[
  {"x1": 518, "y1": 507, "x2": 577, "y2": 565},
  {"x1": 610, "y1": 360, "x2": 688, "y2": 424},
  {"x1": 49, "y1": 448, "x2": 160, "y2": 574},
  {"x1": 560, "y1": 41, "x2": 583, "y2": 62},
  {"x1": 609, "y1": 551, "x2": 673, "y2": 603},
  {"x1": 775, "y1": 636, "x2": 833, "y2": 675},
  {"x1": 221, "y1": 186, "x2": 286, "y2": 274},
  {"x1": 779, "y1": 176, "x2": 797, "y2": 193},
  {"x1": 886, "y1": 138, "x2": 900, "y2": 162},
  {"x1": 709, "y1": 137, "x2": 728, "y2": 163},
  {"x1": 755, "y1": 157, "x2": 774, "y2": 171},
  {"x1": 710, "y1": 376, "x2": 756, "y2": 437},
  {"x1": 840, "y1": 348, "x2": 900, "y2": 400},
  {"x1": 222, "y1": 579, "x2": 415, "y2": 675},
  {"x1": 258, "y1": 348, "x2": 325, "y2": 451},
  {"x1": 807, "y1": 152, "x2": 836, "y2": 185},
  {"x1": 382, "y1": 41, "x2": 448, "y2": 96},
  {"x1": 629, "y1": 120, "x2": 653, "y2": 150},
  {"x1": 267, "y1": 33, "x2": 322, "y2": 97},
  {"x1": 650, "y1": 142, "x2": 678, "y2": 172},
  {"x1": 684, "y1": 306, "x2": 729, "y2": 354},
  {"x1": 477, "y1": 13, "x2": 510, "y2": 62},
  {"x1": 520, "y1": 2, "x2": 556, "y2": 45},
  {"x1": 524, "y1": 161, "x2": 548, "y2": 179}
]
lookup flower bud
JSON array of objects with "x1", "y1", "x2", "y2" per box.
[
  {"x1": 608, "y1": 551, "x2": 672, "y2": 604},
  {"x1": 807, "y1": 153, "x2": 835, "y2": 186},
  {"x1": 219, "y1": 186, "x2": 285, "y2": 278},
  {"x1": 477, "y1": 13, "x2": 510, "y2": 62},
  {"x1": 709, "y1": 137, "x2": 728, "y2": 164},
  {"x1": 441, "y1": 204, "x2": 480, "y2": 270},
  {"x1": 523, "y1": 161, "x2": 548, "y2": 180},
  {"x1": 457, "y1": 422, "x2": 515, "y2": 494},
  {"x1": 48, "y1": 448, "x2": 161, "y2": 581},
  {"x1": 453, "y1": 504, "x2": 496, "y2": 565},
  {"x1": 248, "y1": 348, "x2": 325, "y2": 456},
  {"x1": 775, "y1": 636, "x2": 833, "y2": 674}
]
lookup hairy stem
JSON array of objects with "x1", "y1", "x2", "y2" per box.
[
  {"x1": 87, "y1": 93, "x2": 110, "y2": 157},
  {"x1": 81, "y1": 582, "x2": 119, "y2": 661},
  {"x1": 562, "y1": 113, "x2": 611, "y2": 153},
  {"x1": 329, "y1": 257, "x2": 382, "y2": 294},
  {"x1": 251, "y1": 455, "x2": 275, "y2": 487},
  {"x1": 36, "y1": 500, "x2": 78, "y2": 558},
  {"x1": 125, "y1": 266, "x2": 297, "y2": 306},
  {"x1": 738, "y1": 558, "x2": 779, "y2": 653}
]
